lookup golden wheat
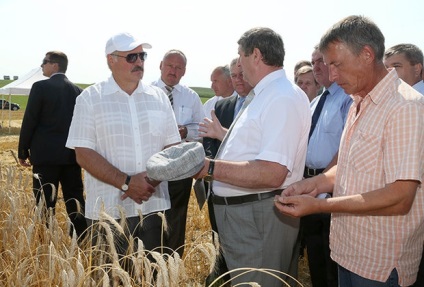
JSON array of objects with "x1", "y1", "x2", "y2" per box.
[{"x1": 0, "y1": 160, "x2": 312, "y2": 286}]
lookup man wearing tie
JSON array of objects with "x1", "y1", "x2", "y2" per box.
[
  {"x1": 300, "y1": 46, "x2": 352, "y2": 287},
  {"x1": 152, "y1": 49, "x2": 205, "y2": 258},
  {"x1": 203, "y1": 58, "x2": 252, "y2": 158}
]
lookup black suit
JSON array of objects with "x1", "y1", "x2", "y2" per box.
[
  {"x1": 18, "y1": 74, "x2": 87, "y2": 239},
  {"x1": 203, "y1": 95, "x2": 238, "y2": 286}
]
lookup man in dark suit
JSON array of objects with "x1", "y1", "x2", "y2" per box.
[
  {"x1": 203, "y1": 58, "x2": 253, "y2": 158},
  {"x1": 202, "y1": 57, "x2": 253, "y2": 285},
  {"x1": 18, "y1": 51, "x2": 87, "y2": 239}
]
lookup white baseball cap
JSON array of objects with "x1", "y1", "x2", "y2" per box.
[{"x1": 105, "y1": 32, "x2": 152, "y2": 56}]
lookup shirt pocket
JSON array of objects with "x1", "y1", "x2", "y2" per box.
[
  {"x1": 350, "y1": 130, "x2": 381, "y2": 173},
  {"x1": 178, "y1": 106, "x2": 193, "y2": 123},
  {"x1": 147, "y1": 110, "x2": 167, "y2": 137}
]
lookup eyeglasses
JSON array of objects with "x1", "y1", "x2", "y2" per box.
[
  {"x1": 111, "y1": 52, "x2": 148, "y2": 63},
  {"x1": 42, "y1": 59, "x2": 55, "y2": 65}
]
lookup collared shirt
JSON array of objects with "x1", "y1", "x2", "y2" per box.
[
  {"x1": 203, "y1": 92, "x2": 238, "y2": 119},
  {"x1": 152, "y1": 79, "x2": 205, "y2": 141},
  {"x1": 213, "y1": 69, "x2": 311, "y2": 197},
  {"x1": 66, "y1": 76, "x2": 181, "y2": 220},
  {"x1": 203, "y1": 95, "x2": 223, "y2": 119},
  {"x1": 331, "y1": 69, "x2": 424, "y2": 286},
  {"x1": 306, "y1": 83, "x2": 352, "y2": 169},
  {"x1": 413, "y1": 80, "x2": 424, "y2": 95}
]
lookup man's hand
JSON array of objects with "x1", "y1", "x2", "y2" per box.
[
  {"x1": 120, "y1": 171, "x2": 157, "y2": 204},
  {"x1": 178, "y1": 125, "x2": 188, "y2": 139},
  {"x1": 19, "y1": 158, "x2": 31, "y2": 167},
  {"x1": 198, "y1": 110, "x2": 227, "y2": 141},
  {"x1": 274, "y1": 194, "x2": 321, "y2": 217},
  {"x1": 283, "y1": 176, "x2": 320, "y2": 197}
]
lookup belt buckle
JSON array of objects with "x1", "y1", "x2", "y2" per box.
[{"x1": 306, "y1": 167, "x2": 315, "y2": 177}]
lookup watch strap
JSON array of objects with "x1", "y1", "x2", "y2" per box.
[
  {"x1": 207, "y1": 160, "x2": 215, "y2": 177},
  {"x1": 125, "y1": 175, "x2": 131, "y2": 186}
]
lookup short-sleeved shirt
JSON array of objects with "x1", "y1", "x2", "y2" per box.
[
  {"x1": 213, "y1": 69, "x2": 311, "y2": 197},
  {"x1": 306, "y1": 83, "x2": 352, "y2": 169},
  {"x1": 331, "y1": 69, "x2": 424, "y2": 286},
  {"x1": 66, "y1": 76, "x2": 180, "y2": 220},
  {"x1": 152, "y1": 79, "x2": 205, "y2": 141}
]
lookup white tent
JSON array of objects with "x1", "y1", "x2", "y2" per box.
[
  {"x1": 0, "y1": 67, "x2": 47, "y2": 131},
  {"x1": 0, "y1": 67, "x2": 47, "y2": 95}
]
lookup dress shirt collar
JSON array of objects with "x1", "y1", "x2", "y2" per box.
[
  {"x1": 253, "y1": 68, "x2": 286, "y2": 99},
  {"x1": 157, "y1": 78, "x2": 182, "y2": 93},
  {"x1": 104, "y1": 75, "x2": 151, "y2": 96}
]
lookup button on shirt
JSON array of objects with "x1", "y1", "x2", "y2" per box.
[
  {"x1": 332, "y1": 69, "x2": 424, "y2": 286},
  {"x1": 152, "y1": 79, "x2": 205, "y2": 141},
  {"x1": 213, "y1": 69, "x2": 311, "y2": 197},
  {"x1": 66, "y1": 77, "x2": 181, "y2": 220},
  {"x1": 306, "y1": 83, "x2": 352, "y2": 169}
]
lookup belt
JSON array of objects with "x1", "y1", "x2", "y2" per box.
[
  {"x1": 212, "y1": 189, "x2": 283, "y2": 205},
  {"x1": 304, "y1": 166, "x2": 325, "y2": 178}
]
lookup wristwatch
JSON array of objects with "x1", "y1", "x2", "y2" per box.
[
  {"x1": 121, "y1": 175, "x2": 132, "y2": 192},
  {"x1": 204, "y1": 160, "x2": 215, "y2": 182}
]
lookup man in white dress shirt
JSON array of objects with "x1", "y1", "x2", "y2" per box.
[
  {"x1": 66, "y1": 32, "x2": 181, "y2": 272},
  {"x1": 197, "y1": 27, "x2": 311, "y2": 286},
  {"x1": 152, "y1": 49, "x2": 205, "y2": 257},
  {"x1": 203, "y1": 65, "x2": 235, "y2": 119}
]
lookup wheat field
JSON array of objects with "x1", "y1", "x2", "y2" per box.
[{"x1": 0, "y1": 113, "x2": 312, "y2": 286}]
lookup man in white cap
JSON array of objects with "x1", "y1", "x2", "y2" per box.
[{"x1": 66, "y1": 32, "x2": 181, "y2": 268}]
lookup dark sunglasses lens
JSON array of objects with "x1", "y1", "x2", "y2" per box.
[
  {"x1": 126, "y1": 54, "x2": 138, "y2": 63},
  {"x1": 42, "y1": 60, "x2": 48, "y2": 65},
  {"x1": 126, "y1": 53, "x2": 147, "y2": 63}
]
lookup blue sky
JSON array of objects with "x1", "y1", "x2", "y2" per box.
[{"x1": 1, "y1": 0, "x2": 423, "y2": 87}]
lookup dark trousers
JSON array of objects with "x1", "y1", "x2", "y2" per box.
[
  {"x1": 301, "y1": 213, "x2": 338, "y2": 287},
  {"x1": 33, "y1": 164, "x2": 87, "y2": 239},
  {"x1": 87, "y1": 214, "x2": 164, "y2": 279},
  {"x1": 165, "y1": 177, "x2": 193, "y2": 257}
]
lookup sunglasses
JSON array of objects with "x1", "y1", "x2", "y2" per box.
[{"x1": 111, "y1": 52, "x2": 148, "y2": 63}]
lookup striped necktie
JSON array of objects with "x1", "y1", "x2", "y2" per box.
[{"x1": 165, "y1": 85, "x2": 174, "y2": 107}]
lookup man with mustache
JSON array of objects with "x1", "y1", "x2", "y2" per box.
[
  {"x1": 152, "y1": 50, "x2": 205, "y2": 258},
  {"x1": 66, "y1": 32, "x2": 181, "y2": 269}
]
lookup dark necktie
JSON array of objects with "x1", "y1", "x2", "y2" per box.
[
  {"x1": 165, "y1": 85, "x2": 174, "y2": 107},
  {"x1": 309, "y1": 89, "x2": 329, "y2": 139}
]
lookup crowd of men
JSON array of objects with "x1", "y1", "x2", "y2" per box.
[{"x1": 17, "y1": 14, "x2": 424, "y2": 287}]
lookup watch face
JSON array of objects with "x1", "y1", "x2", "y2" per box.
[
  {"x1": 121, "y1": 184, "x2": 129, "y2": 191},
  {"x1": 204, "y1": 175, "x2": 213, "y2": 182}
]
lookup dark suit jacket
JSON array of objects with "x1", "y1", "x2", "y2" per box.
[
  {"x1": 18, "y1": 74, "x2": 83, "y2": 165},
  {"x1": 203, "y1": 95, "x2": 237, "y2": 158}
]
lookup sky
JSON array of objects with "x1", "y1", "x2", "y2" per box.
[{"x1": 1, "y1": 0, "x2": 423, "y2": 88}]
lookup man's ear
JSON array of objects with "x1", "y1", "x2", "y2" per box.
[
  {"x1": 361, "y1": 45, "x2": 375, "y2": 64},
  {"x1": 413, "y1": 62, "x2": 423, "y2": 79}
]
